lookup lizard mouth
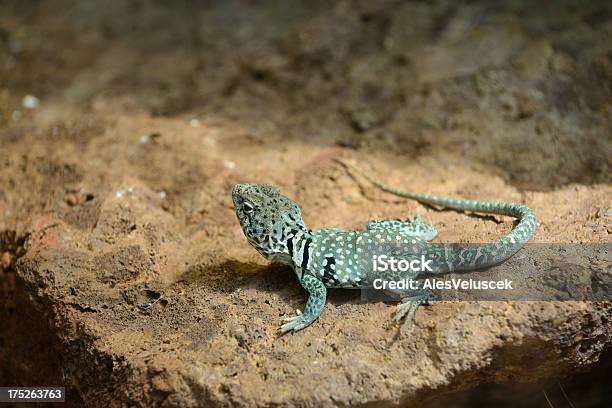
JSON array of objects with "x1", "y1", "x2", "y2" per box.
[{"x1": 231, "y1": 184, "x2": 252, "y2": 230}]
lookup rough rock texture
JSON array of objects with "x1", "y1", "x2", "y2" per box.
[{"x1": 1, "y1": 0, "x2": 611, "y2": 406}]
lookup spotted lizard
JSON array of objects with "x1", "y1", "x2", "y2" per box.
[{"x1": 232, "y1": 158, "x2": 536, "y2": 333}]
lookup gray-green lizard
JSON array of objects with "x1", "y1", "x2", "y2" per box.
[{"x1": 232, "y1": 158, "x2": 536, "y2": 333}]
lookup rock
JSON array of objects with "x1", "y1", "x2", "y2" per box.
[
  {"x1": 10, "y1": 217, "x2": 612, "y2": 406},
  {"x1": 513, "y1": 39, "x2": 554, "y2": 79},
  {"x1": 350, "y1": 110, "x2": 381, "y2": 132},
  {"x1": 1, "y1": 252, "x2": 12, "y2": 269}
]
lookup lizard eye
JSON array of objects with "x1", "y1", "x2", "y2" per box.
[{"x1": 243, "y1": 202, "x2": 254, "y2": 213}]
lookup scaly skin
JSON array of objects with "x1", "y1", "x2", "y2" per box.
[{"x1": 232, "y1": 160, "x2": 536, "y2": 333}]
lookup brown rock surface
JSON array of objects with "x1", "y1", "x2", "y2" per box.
[{"x1": 1, "y1": 1, "x2": 611, "y2": 406}]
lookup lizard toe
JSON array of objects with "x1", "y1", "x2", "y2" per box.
[{"x1": 279, "y1": 314, "x2": 306, "y2": 333}]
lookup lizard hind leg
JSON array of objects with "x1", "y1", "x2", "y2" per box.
[{"x1": 402, "y1": 215, "x2": 437, "y2": 241}]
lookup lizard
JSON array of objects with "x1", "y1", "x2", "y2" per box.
[{"x1": 231, "y1": 158, "x2": 537, "y2": 333}]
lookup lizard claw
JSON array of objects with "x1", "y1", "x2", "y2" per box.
[
  {"x1": 396, "y1": 301, "x2": 421, "y2": 334},
  {"x1": 395, "y1": 300, "x2": 420, "y2": 322},
  {"x1": 282, "y1": 309, "x2": 302, "y2": 322}
]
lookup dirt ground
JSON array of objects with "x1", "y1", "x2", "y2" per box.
[{"x1": 0, "y1": 0, "x2": 611, "y2": 406}]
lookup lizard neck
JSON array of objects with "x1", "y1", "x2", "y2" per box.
[
  {"x1": 287, "y1": 229, "x2": 315, "y2": 274},
  {"x1": 267, "y1": 227, "x2": 313, "y2": 267}
]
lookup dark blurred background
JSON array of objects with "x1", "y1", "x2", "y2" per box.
[{"x1": 1, "y1": 0, "x2": 610, "y2": 192}]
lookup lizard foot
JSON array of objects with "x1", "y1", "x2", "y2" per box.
[
  {"x1": 403, "y1": 215, "x2": 437, "y2": 241},
  {"x1": 279, "y1": 311, "x2": 311, "y2": 333},
  {"x1": 278, "y1": 275, "x2": 326, "y2": 334},
  {"x1": 395, "y1": 291, "x2": 436, "y2": 334}
]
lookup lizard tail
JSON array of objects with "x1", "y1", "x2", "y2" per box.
[{"x1": 335, "y1": 158, "x2": 537, "y2": 272}]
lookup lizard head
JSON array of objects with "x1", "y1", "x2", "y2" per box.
[{"x1": 232, "y1": 183, "x2": 307, "y2": 261}]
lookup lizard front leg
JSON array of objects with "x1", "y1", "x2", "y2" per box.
[{"x1": 279, "y1": 274, "x2": 327, "y2": 333}]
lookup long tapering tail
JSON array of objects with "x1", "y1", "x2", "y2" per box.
[{"x1": 336, "y1": 158, "x2": 537, "y2": 272}]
